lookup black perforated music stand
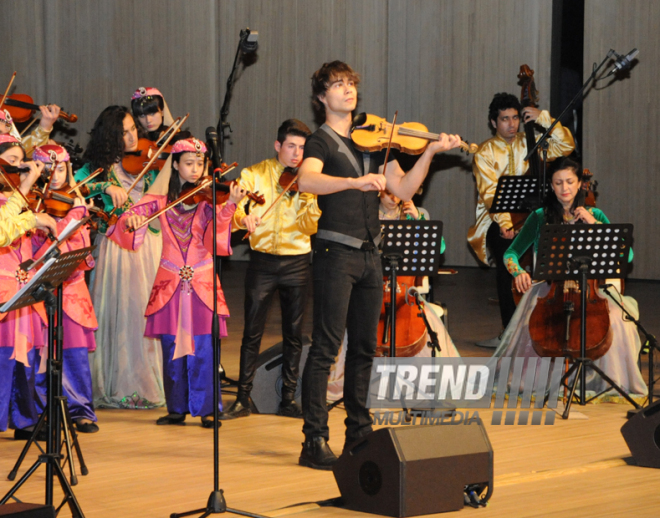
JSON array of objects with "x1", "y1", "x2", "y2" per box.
[
  {"x1": 490, "y1": 176, "x2": 543, "y2": 215},
  {"x1": 381, "y1": 220, "x2": 443, "y2": 358},
  {"x1": 534, "y1": 223, "x2": 639, "y2": 418},
  {"x1": 0, "y1": 247, "x2": 93, "y2": 518}
]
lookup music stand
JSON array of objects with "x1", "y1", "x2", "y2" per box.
[
  {"x1": 534, "y1": 223, "x2": 639, "y2": 419},
  {"x1": 0, "y1": 247, "x2": 93, "y2": 518},
  {"x1": 381, "y1": 220, "x2": 443, "y2": 358},
  {"x1": 489, "y1": 176, "x2": 543, "y2": 216}
]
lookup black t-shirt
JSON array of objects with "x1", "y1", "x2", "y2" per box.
[{"x1": 304, "y1": 126, "x2": 396, "y2": 244}]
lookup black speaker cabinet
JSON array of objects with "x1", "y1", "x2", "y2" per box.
[
  {"x1": 621, "y1": 400, "x2": 660, "y2": 468},
  {"x1": 0, "y1": 503, "x2": 55, "y2": 517},
  {"x1": 250, "y1": 337, "x2": 310, "y2": 414},
  {"x1": 333, "y1": 422, "x2": 493, "y2": 517}
]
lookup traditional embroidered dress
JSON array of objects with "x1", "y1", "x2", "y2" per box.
[
  {"x1": 493, "y1": 207, "x2": 647, "y2": 401},
  {"x1": 109, "y1": 195, "x2": 235, "y2": 417},
  {"x1": 74, "y1": 162, "x2": 164, "y2": 409},
  {"x1": 0, "y1": 194, "x2": 46, "y2": 431},
  {"x1": 32, "y1": 206, "x2": 98, "y2": 422}
]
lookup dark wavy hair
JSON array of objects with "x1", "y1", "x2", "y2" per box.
[
  {"x1": 82, "y1": 106, "x2": 133, "y2": 180},
  {"x1": 276, "y1": 119, "x2": 311, "y2": 144},
  {"x1": 167, "y1": 139, "x2": 208, "y2": 204},
  {"x1": 311, "y1": 61, "x2": 360, "y2": 117},
  {"x1": 543, "y1": 156, "x2": 585, "y2": 224},
  {"x1": 488, "y1": 92, "x2": 522, "y2": 126}
]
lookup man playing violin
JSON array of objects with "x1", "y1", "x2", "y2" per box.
[
  {"x1": 221, "y1": 119, "x2": 320, "y2": 420},
  {"x1": 0, "y1": 105, "x2": 62, "y2": 157},
  {"x1": 467, "y1": 92, "x2": 574, "y2": 347},
  {"x1": 296, "y1": 60, "x2": 461, "y2": 470}
]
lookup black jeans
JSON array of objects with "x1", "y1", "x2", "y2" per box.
[
  {"x1": 486, "y1": 221, "x2": 516, "y2": 328},
  {"x1": 302, "y1": 239, "x2": 382, "y2": 442},
  {"x1": 238, "y1": 251, "x2": 310, "y2": 399}
]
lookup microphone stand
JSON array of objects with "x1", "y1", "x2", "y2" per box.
[
  {"x1": 525, "y1": 49, "x2": 617, "y2": 166},
  {"x1": 216, "y1": 28, "x2": 256, "y2": 158},
  {"x1": 169, "y1": 136, "x2": 266, "y2": 518},
  {"x1": 601, "y1": 285, "x2": 659, "y2": 407}
]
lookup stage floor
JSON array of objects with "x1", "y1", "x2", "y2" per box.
[{"x1": 1, "y1": 264, "x2": 659, "y2": 517}]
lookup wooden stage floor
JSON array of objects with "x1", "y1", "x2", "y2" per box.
[{"x1": 1, "y1": 264, "x2": 659, "y2": 517}]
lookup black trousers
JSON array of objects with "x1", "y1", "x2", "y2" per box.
[
  {"x1": 238, "y1": 251, "x2": 310, "y2": 399},
  {"x1": 486, "y1": 221, "x2": 516, "y2": 328},
  {"x1": 302, "y1": 240, "x2": 382, "y2": 443}
]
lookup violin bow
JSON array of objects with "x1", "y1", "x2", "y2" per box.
[
  {"x1": 19, "y1": 118, "x2": 37, "y2": 137},
  {"x1": 124, "y1": 113, "x2": 189, "y2": 197},
  {"x1": 128, "y1": 177, "x2": 214, "y2": 233},
  {"x1": 66, "y1": 167, "x2": 104, "y2": 194},
  {"x1": 0, "y1": 72, "x2": 17, "y2": 112},
  {"x1": 241, "y1": 171, "x2": 297, "y2": 241},
  {"x1": 382, "y1": 111, "x2": 398, "y2": 176},
  {"x1": 129, "y1": 163, "x2": 237, "y2": 233}
]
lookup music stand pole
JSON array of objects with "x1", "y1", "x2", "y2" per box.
[{"x1": 0, "y1": 247, "x2": 93, "y2": 517}]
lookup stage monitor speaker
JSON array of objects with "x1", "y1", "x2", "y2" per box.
[
  {"x1": 250, "y1": 337, "x2": 310, "y2": 414},
  {"x1": 0, "y1": 503, "x2": 55, "y2": 517},
  {"x1": 333, "y1": 422, "x2": 493, "y2": 517},
  {"x1": 621, "y1": 400, "x2": 660, "y2": 468}
]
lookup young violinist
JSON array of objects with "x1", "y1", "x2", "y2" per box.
[
  {"x1": 295, "y1": 60, "x2": 462, "y2": 470},
  {"x1": 221, "y1": 119, "x2": 320, "y2": 420},
  {"x1": 0, "y1": 135, "x2": 57, "y2": 244},
  {"x1": 495, "y1": 156, "x2": 646, "y2": 399},
  {"x1": 0, "y1": 137, "x2": 55, "y2": 439},
  {"x1": 109, "y1": 137, "x2": 245, "y2": 427},
  {"x1": 30, "y1": 144, "x2": 99, "y2": 433},
  {"x1": 74, "y1": 105, "x2": 165, "y2": 409},
  {"x1": 130, "y1": 87, "x2": 174, "y2": 141},
  {"x1": 0, "y1": 105, "x2": 62, "y2": 157},
  {"x1": 468, "y1": 92, "x2": 575, "y2": 348}
]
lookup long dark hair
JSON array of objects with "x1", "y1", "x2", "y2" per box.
[
  {"x1": 167, "y1": 133, "x2": 207, "y2": 204},
  {"x1": 0, "y1": 142, "x2": 25, "y2": 160},
  {"x1": 131, "y1": 95, "x2": 165, "y2": 140},
  {"x1": 543, "y1": 156, "x2": 585, "y2": 224},
  {"x1": 82, "y1": 106, "x2": 133, "y2": 180}
]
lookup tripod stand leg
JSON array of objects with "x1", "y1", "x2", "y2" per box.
[
  {"x1": 62, "y1": 402, "x2": 88, "y2": 476},
  {"x1": 59, "y1": 398, "x2": 78, "y2": 486},
  {"x1": 52, "y1": 458, "x2": 85, "y2": 518},
  {"x1": 588, "y1": 363, "x2": 641, "y2": 409},
  {"x1": 1, "y1": 458, "x2": 43, "y2": 504},
  {"x1": 7, "y1": 407, "x2": 48, "y2": 481},
  {"x1": 562, "y1": 362, "x2": 583, "y2": 419}
]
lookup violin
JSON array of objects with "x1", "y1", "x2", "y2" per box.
[
  {"x1": 278, "y1": 167, "x2": 299, "y2": 193},
  {"x1": 2, "y1": 94, "x2": 78, "y2": 124},
  {"x1": 180, "y1": 178, "x2": 265, "y2": 206},
  {"x1": 351, "y1": 113, "x2": 478, "y2": 155},
  {"x1": 528, "y1": 279, "x2": 612, "y2": 360},
  {"x1": 122, "y1": 138, "x2": 170, "y2": 176}
]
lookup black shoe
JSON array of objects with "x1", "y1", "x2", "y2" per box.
[
  {"x1": 219, "y1": 399, "x2": 251, "y2": 420},
  {"x1": 277, "y1": 400, "x2": 302, "y2": 418},
  {"x1": 299, "y1": 437, "x2": 338, "y2": 471},
  {"x1": 14, "y1": 427, "x2": 47, "y2": 442},
  {"x1": 201, "y1": 416, "x2": 222, "y2": 429},
  {"x1": 74, "y1": 420, "x2": 100, "y2": 433},
  {"x1": 156, "y1": 413, "x2": 186, "y2": 426}
]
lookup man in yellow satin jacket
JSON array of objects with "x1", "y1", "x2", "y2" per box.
[{"x1": 222, "y1": 119, "x2": 320, "y2": 419}]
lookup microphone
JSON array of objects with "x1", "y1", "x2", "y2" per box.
[
  {"x1": 205, "y1": 127, "x2": 222, "y2": 174},
  {"x1": 407, "y1": 286, "x2": 423, "y2": 304},
  {"x1": 239, "y1": 28, "x2": 259, "y2": 53},
  {"x1": 605, "y1": 48, "x2": 638, "y2": 77}
]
